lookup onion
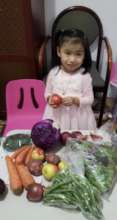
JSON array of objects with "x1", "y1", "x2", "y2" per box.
[
  {"x1": 0, "y1": 178, "x2": 7, "y2": 199},
  {"x1": 27, "y1": 183, "x2": 44, "y2": 202},
  {"x1": 60, "y1": 131, "x2": 72, "y2": 145},
  {"x1": 71, "y1": 131, "x2": 82, "y2": 138},
  {"x1": 71, "y1": 131, "x2": 88, "y2": 141}
]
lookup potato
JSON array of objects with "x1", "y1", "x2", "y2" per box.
[
  {"x1": 27, "y1": 160, "x2": 43, "y2": 176},
  {"x1": 45, "y1": 153, "x2": 60, "y2": 165}
]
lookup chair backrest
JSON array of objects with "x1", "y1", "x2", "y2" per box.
[
  {"x1": 51, "y1": 6, "x2": 103, "y2": 69},
  {"x1": 6, "y1": 79, "x2": 46, "y2": 119}
]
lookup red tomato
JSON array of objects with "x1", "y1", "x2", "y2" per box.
[{"x1": 51, "y1": 94, "x2": 62, "y2": 105}]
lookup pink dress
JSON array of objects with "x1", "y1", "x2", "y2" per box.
[{"x1": 43, "y1": 66, "x2": 97, "y2": 131}]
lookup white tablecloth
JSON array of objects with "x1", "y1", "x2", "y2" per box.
[{"x1": 0, "y1": 184, "x2": 117, "y2": 220}]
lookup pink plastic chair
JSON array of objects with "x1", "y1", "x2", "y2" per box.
[{"x1": 3, "y1": 79, "x2": 46, "y2": 136}]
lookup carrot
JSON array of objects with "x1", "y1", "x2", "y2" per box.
[
  {"x1": 15, "y1": 147, "x2": 31, "y2": 164},
  {"x1": 11, "y1": 145, "x2": 29, "y2": 161},
  {"x1": 25, "y1": 147, "x2": 34, "y2": 166},
  {"x1": 5, "y1": 156, "x2": 23, "y2": 195},
  {"x1": 16, "y1": 164, "x2": 35, "y2": 190}
]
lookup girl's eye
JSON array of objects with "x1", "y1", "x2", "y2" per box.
[
  {"x1": 76, "y1": 53, "x2": 83, "y2": 56},
  {"x1": 65, "y1": 51, "x2": 71, "y2": 55}
]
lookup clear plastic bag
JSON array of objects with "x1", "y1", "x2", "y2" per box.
[
  {"x1": 59, "y1": 139, "x2": 85, "y2": 176},
  {"x1": 111, "y1": 132, "x2": 117, "y2": 148}
]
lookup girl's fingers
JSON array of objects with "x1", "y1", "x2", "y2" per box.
[
  {"x1": 52, "y1": 104, "x2": 58, "y2": 108},
  {"x1": 64, "y1": 102, "x2": 72, "y2": 106},
  {"x1": 49, "y1": 103, "x2": 59, "y2": 108},
  {"x1": 62, "y1": 97, "x2": 73, "y2": 105}
]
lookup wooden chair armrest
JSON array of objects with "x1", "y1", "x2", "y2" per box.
[
  {"x1": 103, "y1": 37, "x2": 113, "y2": 73},
  {"x1": 37, "y1": 36, "x2": 51, "y2": 73}
]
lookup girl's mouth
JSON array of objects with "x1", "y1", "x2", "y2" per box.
[{"x1": 66, "y1": 64, "x2": 78, "y2": 69}]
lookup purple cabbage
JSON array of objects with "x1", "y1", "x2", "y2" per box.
[{"x1": 31, "y1": 119, "x2": 61, "y2": 150}]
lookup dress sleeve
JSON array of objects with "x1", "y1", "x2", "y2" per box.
[
  {"x1": 44, "y1": 67, "x2": 58, "y2": 100},
  {"x1": 79, "y1": 73, "x2": 94, "y2": 106}
]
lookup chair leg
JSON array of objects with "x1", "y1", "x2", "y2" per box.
[{"x1": 97, "y1": 91, "x2": 107, "y2": 127}]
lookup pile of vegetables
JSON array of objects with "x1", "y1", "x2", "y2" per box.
[
  {"x1": 5, "y1": 144, "x2": 62, "y2": 201},
  {"x1": 31, "y1": 119, "x2": 61, "y2": 150},
  {"x1": 1, "y1": 121, "x2": 117, "y2": 219}
]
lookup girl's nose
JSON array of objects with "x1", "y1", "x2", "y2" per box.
[{"x1": 69, "y1": 55, "x2": 75, "y2": 62}]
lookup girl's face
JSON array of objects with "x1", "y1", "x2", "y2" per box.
[{"x1": 57, "y1": 40, "x2": 85, "y2": 73}]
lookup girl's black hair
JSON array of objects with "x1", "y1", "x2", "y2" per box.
[{"x1": 52, "y1": 28, "x2": 92, "y2": 73}]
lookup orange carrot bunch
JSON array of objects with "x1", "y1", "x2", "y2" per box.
[{"x1": 5, "y1": 144, "x2": 36, "y2": 195}]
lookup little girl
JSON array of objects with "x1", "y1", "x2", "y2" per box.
[{"x1": 43, "y1": 29, "x2": 97, "y2": 131}]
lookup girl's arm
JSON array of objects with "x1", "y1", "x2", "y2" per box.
[
  {"x1": 44, "y1": 70, "x2": 54, "y2": 101},
  {"x1": 79, "y1": 74, "x2": 94, "y2": 106},
  {"x1": 44, "y1": 67, "x2": 60, "y2": 108}
]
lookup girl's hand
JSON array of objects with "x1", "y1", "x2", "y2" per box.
[
  {"x1": 47, "y1": 96, "x2": 59, "y2": 108},
  {"x1": 72, "y1": 97, "x2": 80, "y2": 106},
  {"x1": 62, "y1": 97, "x2": 80, "y2": 106},
  {"x1": 62, "y1": 96, "x2": 73, "y2": 106}
]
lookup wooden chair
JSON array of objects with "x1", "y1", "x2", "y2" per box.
[{"x1": 39, "y1": 6, "x2": 112, "y2": 127}]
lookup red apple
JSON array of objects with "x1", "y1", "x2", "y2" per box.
[
  {"x1": 51, "y1": 94, "x2": 62, "y2": 106},
  {"x1": 31, "y1": 148, "x2": 45, "y2": 161},
  {"x1": 42, "y1": 163, "x2": 58, "y2": 181}
]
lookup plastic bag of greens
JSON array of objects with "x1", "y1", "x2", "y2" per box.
[
  {"x1": 85, "y1": 145, "x2": 117, "y2": 195},
  {"x1": 94, "y1": 144, "x2": 117, "y2": 166},
  {"x1": 43, "y1": 169, "x2": 104, "y2": 220},
  {"x1": 85, "y1": 160, "x2": 116, "y2": 195},
  {"x1": 111, "y1": 132, "x2": 117, "y2": 148}
]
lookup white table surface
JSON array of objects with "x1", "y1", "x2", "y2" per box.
[{"x1": 0, "y1": 184, "x2": 117, "y2": 220}]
